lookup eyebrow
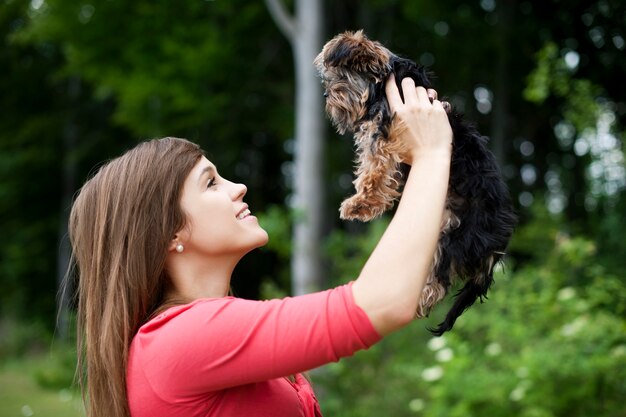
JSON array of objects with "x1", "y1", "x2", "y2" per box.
[{"x1": 198, "y1": 165, "x2": 216, "y2": 186}]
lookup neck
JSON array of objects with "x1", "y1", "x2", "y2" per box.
[{"x1": 165, "y1": 250, "x2": 242, "y2": 301}]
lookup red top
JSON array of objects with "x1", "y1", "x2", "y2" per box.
[{"x1": 126, "y1": 283, "x2": 381, "y2": 417}]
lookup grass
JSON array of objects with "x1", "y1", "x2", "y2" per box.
[{"x1": 0, "y1": 356, "x2": 85, "y2": 417}]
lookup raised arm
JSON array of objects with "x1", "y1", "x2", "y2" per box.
[{"x1": 352, "y1": 76, "x2": 453, "y2": 336}]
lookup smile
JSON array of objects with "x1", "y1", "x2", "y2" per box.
[{"x1": 236, "y1": 208, "x2": 251, "y2": 220}]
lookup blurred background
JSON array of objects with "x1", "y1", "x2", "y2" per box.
[{"x1": 1, "y1": 0, "x2": 625, "y2": 416}]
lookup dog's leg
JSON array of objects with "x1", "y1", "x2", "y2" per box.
[
  {"x1": 415, "y1": 208, "x2": 460, "y2": 319},
  {"x1": 416, "y1": 279, "x2": 447, "y2": 318},
  {"x1": 340, "y1": 119, "x2": 404, "y2": 221}
]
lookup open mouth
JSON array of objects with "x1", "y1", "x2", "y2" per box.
[{"x1": 236, "y1": 208, "x2": 251, "y2": 220}]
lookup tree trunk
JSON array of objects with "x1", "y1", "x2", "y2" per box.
[{"x1": 266, "y1": 0, "x2": 325, "y2": 296}]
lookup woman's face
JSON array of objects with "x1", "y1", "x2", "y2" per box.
[{"x1": 176, "y1": 156, "x2": 268, "y2": 257}]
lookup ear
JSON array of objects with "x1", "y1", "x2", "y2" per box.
[
  {"x1": 167, "y1": 236, "x2": 180, "y2": 253},
  {"x1": 167, "y1": 228, "x2": 189, "y2": 253},
  {"x1": 391, "y1": 57, "x2": 434, "y2": 89},
  {"x1": 322, "y1": 30, "x2": 392, "y2": 78}
]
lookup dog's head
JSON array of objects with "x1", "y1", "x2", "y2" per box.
[{"x1": 314, "y1": 30, "x2": 393, "y2": 134}]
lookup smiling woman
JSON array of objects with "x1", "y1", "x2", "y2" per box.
[
  {"x1": 68, "y1": 76, "x2": 453, "y2": 417},
  {"x1": 164, "y1": 156, "x2": 269, "y2": 302}
]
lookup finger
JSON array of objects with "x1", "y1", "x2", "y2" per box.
[
  {"x1": 432, "y1": 100, "x2": 451, "y2": 117},
  {"x1": 431, "y1": 99, "x2": 444, "y2": 109},
  {"x1": 385, "y1": 75, "x2": 404, "y2": 109},
  {"x1": 415, "y1": 86, "x2": 431, "y2": 104},
  {"x1": 400, "y1": 77, "x2": 418, "y2": 104},
  {"x1": 427, "y1": 88, "x2": 438, "y2": 103}
]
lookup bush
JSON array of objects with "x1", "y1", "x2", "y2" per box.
[
  {"x1": 316, "y1": 218, "x2": 626, "y2": 417},
  {"x1": 0, "y1": 317, "x2": 50, "y2": 361},
  {"x1": 33, "y1": 345, "x2": 78, "y2": 390}
]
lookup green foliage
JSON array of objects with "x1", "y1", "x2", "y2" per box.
[
  {"x1": 0, "y1": 0, "x2": 63, "y2": 322},
  {"x1": 506, "y1": 202, "x2": 561, "y2": 265},
  {"x1": 257, "y1": 205, "x2": 294, "y2": 260},
  {"x1": 0, "y1": 317, "x2": 51, "y2": 360},
  {"x1": 0, "y1": 355, "x2": 84, "y2": 417},
  {"x1": 256, "y1": 205, "x2": 293, "y2": 298},
  {"x1": 1, "y1": 0, "x2": 294, "y2": 316},
  {"x1": 324, "y1": 217, "x2": 389, "y2": 281},
  {"x1": 522, "y1": 38, "x2": 625, "y2": 265},
  {"x1": 315, "y1": 219, "x2": 626, "y2": 417},
  {"x1": 33, "y1": 345, "x2": 77, "y2": 390},
  {"x1": 524, "y1": 42, "x2": 602, "y2": 132},
  {"x1": 419, "y1": 238, "x2": 626, "y2": 417},
  {"x1": 17, "y1": 0, "x2": 295, "y2": 163}
]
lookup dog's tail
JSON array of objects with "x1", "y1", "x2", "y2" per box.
[
  {"x1": 428, "y1": 280, "x2": 491, "y2": 336},
  {"x1": 428, "y1": 253, "x2": 503, "y2": 336}
]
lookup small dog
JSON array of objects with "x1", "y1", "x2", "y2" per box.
[{"x1": 314, "y1": 30, "x2": 517, "y2": 335}]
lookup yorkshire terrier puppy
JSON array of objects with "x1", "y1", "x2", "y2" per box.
[{"x1": 314, "y1": 30, "x2": 517, "y2": 335}]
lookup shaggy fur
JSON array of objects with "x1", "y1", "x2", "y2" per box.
[{"x1": 314, "y1": 30, "x2": 517, "y2": 335}]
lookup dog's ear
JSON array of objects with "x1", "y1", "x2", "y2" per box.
[
  {"x1": 322, "y1": 30, "x2": 391, "y2": 79},
  {"x1": 391, "y1": 57, "x2": 434, "y2": 90}
]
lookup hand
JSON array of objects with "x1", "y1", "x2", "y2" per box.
[{"x1": 386, "y1": 75, "x2": 453, "y2": 164}]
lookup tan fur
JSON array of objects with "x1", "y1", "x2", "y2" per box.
[
  {"x1": 339, "y1": 118, "x2": 410, "y2": 219},
  {"x1": 415, "y1": 208, "x2": 461, "y2": 318}
]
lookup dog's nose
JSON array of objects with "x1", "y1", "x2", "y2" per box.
[{"x1": 323, "y1": 91, "x2": 329, "y2": 98}]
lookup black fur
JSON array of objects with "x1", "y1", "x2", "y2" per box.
[{"x1": 363, "y1": 55, "x2": 517, "y2": 335}]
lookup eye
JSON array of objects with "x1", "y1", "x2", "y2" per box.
[{"x1": 207, "y1": 177, "x2": 217, "y2": 189}]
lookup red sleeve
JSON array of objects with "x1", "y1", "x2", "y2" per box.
[{"x1": 134, "y1": 282, "x2": 381, "y2": 396}]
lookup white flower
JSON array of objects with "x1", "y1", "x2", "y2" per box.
[
  {"x1": 21, "y1": 405, "x2": 34, "y2": 417},
  {"x1": 561, "y1": 316, "x2": 587, "y2": 337},
  {"x1": 516, "y1": 367, "x2": 529, "y2": 378},
  {"x1": 575, "y1": 300, "x2": 590, "y2": 313},
  {"x1": 557, "y1": 287, "x2": 576, "y2": 301},
  {"x1": 409, "y1": 398, "x2": 425, "y2": 412},
  {"x1": 436, "y1": 347, "x2": 454, "y2": 362},
  {"x1": 58, "y1": 389, "x2": 72, "y2": 402},
  {"x1": 485, "y1": 342, "x2": 502, "y2": 356},
  {"x1": 421, "y1": 366, "x2": 444, "y2": 381},
  {"x1": 611, "y1": 345, "x2": 626, "y2": 358},
  {"x1": 509, "y1": 386, "x2": 526, "y2": 401},
  {"x1": 427, "y1": 336, "x2": 446, "y2": 351}
]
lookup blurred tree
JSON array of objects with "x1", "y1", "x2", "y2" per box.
[
  {"x1": 0, "y1": 1, "x2": 129, "y2": 330},
  {"x1": 16, "y1": 0, "x2": 298, "y2": 307},
  {"x1": 265, "y1": 0, "x2": 326, "y2": 295}
]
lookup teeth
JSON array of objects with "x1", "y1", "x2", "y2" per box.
[{"x1": 237, "y1": 209, "x2": 251, "y2": 220}]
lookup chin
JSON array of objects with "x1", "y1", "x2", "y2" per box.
[
  {"x1": 249, "y1": 228, "x2": 269, "y2": 250},
  {"x1": 257, "y1": 230, "x2": 270, "y2": 248}
]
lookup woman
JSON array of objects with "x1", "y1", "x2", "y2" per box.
[{"x1": 68, "y1": 76, "x2": 452, "y2": 417}]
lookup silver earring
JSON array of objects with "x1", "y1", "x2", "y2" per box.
[{"x1": 175, "y1": 243, "x2": 184, "y2": 253}]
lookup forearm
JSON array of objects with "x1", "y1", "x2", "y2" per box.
[{"x1": 352, "y1": 152, "x2": 451, "y2": 336}]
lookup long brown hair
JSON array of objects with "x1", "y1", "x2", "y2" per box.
[{"x1": 67, "y1": 137, "x2": 203, "y2": 417}]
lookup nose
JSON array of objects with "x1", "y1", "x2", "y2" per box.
[
  {"x1": 232, "y1": 182, "x2": 247, "y2": 201},
  {"x1": 323, "y1": 91, "x2": 329, "y2": 98}
]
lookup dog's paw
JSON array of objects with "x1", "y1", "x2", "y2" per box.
[
  {"x1": 416, "y1": 281, "x2": 448, "y2": 319},
  {"x1": 339, "y1": 197, "x2": 384, "y2": 221}
]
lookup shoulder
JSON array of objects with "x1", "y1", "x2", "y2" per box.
[{"x1": 138, "y1": 296, "x2": 242, "y2": 334}]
